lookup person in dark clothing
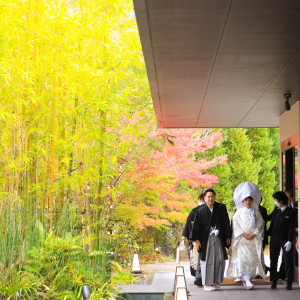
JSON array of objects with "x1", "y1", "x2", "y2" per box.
[
  {"x1": 192, "y1": 188, "x2": 231, "y2": 291},
  {"x1": 277, "y1": 189, "x2": 299, "y2": 282},
  {"x1": 285, "y1": 189, "x2": 298, "y2": 267},
  {"x1": 259, "y1": 200, "x2": 268, "y2": 250},
  {"x1": 182, "y1": 193, "x2": 205, "y2": 242},
  {"x1": 253, "y1": 199, "x2": 269, "y2": 279},
  {"x1": 267, "y1": 203, "x2": 286, "y2": 282},
  {"x1": 182, "y1": 193, "x2": 205, "y2": 286},
  {"x1": 268, "y1": 191, "x2": 296, "y2": 290}
]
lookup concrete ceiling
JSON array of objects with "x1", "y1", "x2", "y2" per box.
[{"x1": 133, "y1": 0, "x2": 300, "y2": 128}]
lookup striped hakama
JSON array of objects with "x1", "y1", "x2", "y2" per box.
[{"x1": 200, "y1": 231, "x2": 225, "y2": 285}]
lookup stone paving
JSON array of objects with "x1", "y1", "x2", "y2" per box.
[{"x1": 119, "y1": 260, "x2": 300, "y2": 299}]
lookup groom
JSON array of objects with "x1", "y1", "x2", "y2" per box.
[{"x1": 192, "y1": 188, "x2": 231, "y2": 291}]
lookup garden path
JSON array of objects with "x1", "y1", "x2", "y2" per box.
[{"x1": 119, "y1": 259, "x2": 300, "y2": 299}]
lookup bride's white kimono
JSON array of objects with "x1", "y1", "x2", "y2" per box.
[{"x1": 227, "y1": 206, "x2": 265, "y2": 280}]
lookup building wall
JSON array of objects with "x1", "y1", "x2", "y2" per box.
[
  {"x1": 280, "y1": 101, "x2": 299, "y2": 187},
  {"x1": 280, "y1": 101, "x2": 300, "y2": 143},
  {"x1": 279, "y1": 100, "x2": 300, "y2": 284}
]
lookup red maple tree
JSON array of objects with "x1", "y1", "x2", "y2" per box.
[{"x1": 115, "y1": 129, "x2": 227, "y2": 230}]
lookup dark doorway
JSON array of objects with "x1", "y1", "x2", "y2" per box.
[{"x1": 282, "y1": 146, "x2": 298, "y2": 204}]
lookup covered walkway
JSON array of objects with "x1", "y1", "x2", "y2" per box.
[
  {"x1": 133, "y1": 0, "x2": 300, "y2": 288},
  {"x1": 118, "y1": 261, "x2": 299, "y2": 299}
]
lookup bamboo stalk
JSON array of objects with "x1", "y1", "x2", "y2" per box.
[{"x1": 49, "y1": 72, "x2": 56, "y2": 229}]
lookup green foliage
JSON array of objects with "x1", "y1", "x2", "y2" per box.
[
  {"x1": 110, "y1": 262, "x2": 137, "y2": 285},
  {"x1": 0, "y1": 192, "x2": 115, "y2": 299},
  {"x1": 268, "y1": 128, "x2": 280, "y2": 191},
  {"x1": 211, "y1": 163, "x2": 232, "y2": 206},
  {"x1": 0, "y1": 230, "x2": 116, "y2": 299},
  {"x1": 205, "y1": 128, "x2": 280, "y2": 214},
  {"x1": 246, "y1": 128, "x2": 276, "y2": 213},
  {"x1": 0, "y1": 270, "x2": 42, "y2": 300},
  {"x1": 109, "y1": 223, "x2": 140, "y2": 266},
  {"x1": 201, "y1": 132, "x2": 233, "y2": 207},
  {"x1": 227, "y1": 129, "x2": 259, "y2": 186}
]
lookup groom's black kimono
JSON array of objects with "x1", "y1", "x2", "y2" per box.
[{"x1": 191, "y1": 201, "x2": 231, "y2": 261}]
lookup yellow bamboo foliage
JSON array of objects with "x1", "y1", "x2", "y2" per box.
[{"x1": 0, "y1": 0, "x2": 155, "y2": 231}]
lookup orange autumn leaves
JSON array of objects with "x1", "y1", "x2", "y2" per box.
[{"x1": 116, "y1": 129, "x2": 227, "y2": 230}]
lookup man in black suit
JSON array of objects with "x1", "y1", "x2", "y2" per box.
[
  {"x1": 268, "y1": 191, "x2": 296, "y2": 290},
  {"x1": 182, "y1": 193, "x2": 205, "y2": 286},
  {"x1": 285, "y1": 189, "x2": 299, "y2": 270}
]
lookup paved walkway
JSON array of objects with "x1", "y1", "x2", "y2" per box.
[{"x1": 118, "y1": 261, "x2": 300, "y2": 299}]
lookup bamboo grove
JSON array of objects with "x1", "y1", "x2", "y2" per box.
[
  {"x1": 0, "y1": 0, "x2": 154, "y2": 237},
  {"x1": 0, "y1": 0, "x2": 158, "y2": 295},
  {"x1": 0, "y1": 0, "x2": 282, "y2": 298}
]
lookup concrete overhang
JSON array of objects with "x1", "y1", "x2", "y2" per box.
[{"x1": 133, "y1": 0, "x2": 300, "y2": 128}]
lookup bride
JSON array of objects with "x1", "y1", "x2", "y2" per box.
[{"x1": 227, "y1": 182, "x2": 265, "y2": 289}]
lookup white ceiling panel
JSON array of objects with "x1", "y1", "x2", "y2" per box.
[{"x1": 133, "y1": 0, "x2": 300, "y2": 128}]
